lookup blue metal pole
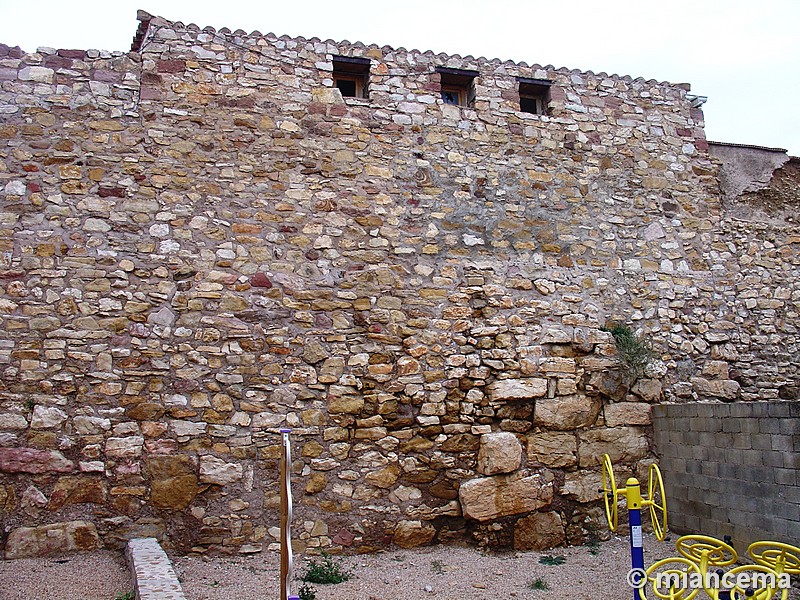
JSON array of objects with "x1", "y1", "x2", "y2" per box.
[{"x1": 629, "y1": 505, "x2": 645, "y2": 600}]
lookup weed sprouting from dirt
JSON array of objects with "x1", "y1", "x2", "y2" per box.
[{"x1": 301, "y1": 552, "x2": 353, "y2": 585}]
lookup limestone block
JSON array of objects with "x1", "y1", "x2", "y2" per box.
[
  {"x1": 690, "y1": 377, "x2": 740, "y2": 401},
  {"x1": 514, "y1": 511, "x2": 565, "y2": 550},
  {"x1": 459, "y1": 473, "x2": 553, "y2": 522},
  {"x1": 487, "y1": 379, "x2": 547, "y2": 402},
  {"x1": 365, "y1": 464, "x2": 400, "y2": 488},
  {"x1": 73, "y1": 415, "x2": 112, "y2": 435},
  {"x1": 0, "y1": 448, "x2": 74, "y2": 473},
  {"x1": 311, "y1": 87, "x2": 344, "y2": 104},
  {"x1": 393, "y1": 520, "x2": 436, "y2": 548},
  {"x1": 604, "y1": 402, "x2": 652, "y2": 427},
  {"x1": 47, "y1": 476, "x2": 107, "y2": 509},
  {"x1": 105, "y1": 436, "x2": 144, "y2": 459},
  {"x1": 562, "y1": 470, "x2": 603, "y2": 503},
  {"x1": 5, "y1": 521, "x2": 100, "y2": 559},
  {"x1": 534, "y1": 395, "x2": 601, "y2": 430},
  {"x1": 577, "y1": 427, "x2": 649, "y2": 468},
  {"x1": 631, "y1": 379, "x2": 662, "y2": 403},
  {"x1": 30, "y1": 405, "x2": 68, "y2": 429},
  {"x1": 526, "y1": 431, "x2": 578, "y2": 468},
  {"x1": 588, "y1": 371, "x2": 628, "y2": 400},
  {"x1": 477, "y1": 432, "x2": 522, "y2": 475},
  {"x1": 199, "y1": 455, "x2": 243, "y2": 485},
  {"x1": 0, "y1": 413, "x2": 28, "y2": 429}
]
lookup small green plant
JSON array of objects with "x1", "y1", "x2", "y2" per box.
[
  {"x1": 431, "y1": 559, "x2": 445, "y2": 575},
  {"x1": 301, "y1": 552, "x2": 352, "y2": 585},
  {"x1": 24, "y1": 398, "x2": 35, "y2": 412},
  {"x1": 539, "y1": 555, "x2": 565, "y2": 566},
  {"x1": 298, "y1": 583, "x2": 317, "y2": 600},
  {"x1": 114, "y1": 593, "x2": 134, "y2": 600},
  {"x1": 587, "y1": 537, "x2": 601, "y2": 556},
  {"x1": 527, "y1": 577, "x2": 549, "y2": 591},
  {"x1": 603, "y1": 323, "x2": 655, "y2": 382}
]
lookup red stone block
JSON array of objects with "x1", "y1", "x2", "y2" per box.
[
  {"x1": 251, "y1": 272, "x2": 273, "y2": 288},
  {"x1": 57, "y1": 49, "x2": 86, "y2": 59},
  {"x1": 157, "y1": 59, "x2": 186, "y2": 73},
  {"x1": 98, "y1": 186, "x2": 126, "y2": 198},
  {"x1": 44, "y1": 55, "x2": 73, "y2": 70},
  {"x1": 0, "y1": 447, "x2": 75, "y2": 473}
]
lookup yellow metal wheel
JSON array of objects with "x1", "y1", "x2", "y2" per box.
[
  {"x1": 644, "y1": 556, "x2": 702, "y2": 600},
  {"x1": 600, "y1": 453, "x2": 618, "y2": 531},
  {"x1": 725, "y1": 564, "x2": 789, "y2": 600},
  {"x1": 647, "y1": 463, "x2": 668, "y2": 541},
  {"x1": 748, "y1": 541, "x2": 800, "y2": 575},
  {"x1": 675, "y1": 534, "x2": 738, "y2": 570}
]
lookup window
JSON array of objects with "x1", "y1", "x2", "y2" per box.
[
  {"x1": 518, "y1": 77, "x2": 552, "y2": 115},
  {"x1": 436, "y1": 67, "x2": 478, "y2": 107},
  {"x1": 332, "y1": 56, "x2": 371, "y2": 99}
]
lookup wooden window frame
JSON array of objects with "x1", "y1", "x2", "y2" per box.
[
  {"x1": 518, "y1": 77, "x2": 552, "y2": 115},
  {"x1": 332, "y1": 56, "x2": 371, "y2": 99},
  {"x1": 437, "y1": 67, "x2": 478, "y2": 108}
]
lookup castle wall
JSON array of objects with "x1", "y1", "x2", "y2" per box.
[{"x1": 0, "y1": 12, "x2": 797, "y2": 557}]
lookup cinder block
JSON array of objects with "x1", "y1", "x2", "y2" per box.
[
  {"x1": 774, "y1": 467, "x2": 797, "y2": 486},
  {"x1": 739, "y1": 419, "x2": 761, "y2": 434},
  {"x1": 779, "y1": 419, "x2": 800, "y2": 435},
  {"x1": 768, "y1": 402, "x2": 792, "y2": 418},
  {"x1": 762, "y1": 451, "x2": 786, "y2": 468},
  {"x1": 789, "y1": 402, "x2": 800, "y2": 418},
  {"x1": 722, "y1": 419, "x2": 741, "y2": 433},
  {"x1": 742, "y1": 450, "x2": 763, "y2": 467},
  {"x1": 750, "y1": 433, "x2": 772, "y2": 450},
  {"x1": 784, "y1": 453, "x2": 800, "y2": 469},
  {"x1": 771, "y1": 434, "x2": 793, "y2": 452},
  {"x1": 715, "y1": 432, "x2": 735, "y2": 448},
  {"x1": 759, "y1": 419, "x2": 781, "y2": 434},
  {"x1": 732, "y1": 434, "x2": 752, "y2": 450}
]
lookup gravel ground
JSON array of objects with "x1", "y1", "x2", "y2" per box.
[
  {"x1": 0, "y1": 549, "x2": 131, "y2": 600},
  {"x1": 172, "y1": 536, "x2": 676, "y2": 600},
  {"x1": 3, "y1": 536, "x2": 797, "y2": 599}
]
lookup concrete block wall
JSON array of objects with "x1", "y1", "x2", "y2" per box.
[{"x1": 653, "y1": 401, "x2": 800, "y2": 551}]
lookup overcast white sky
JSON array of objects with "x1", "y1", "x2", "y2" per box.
[{"x1": 1, "y1": 0, "x2": 798, "y2": 155}]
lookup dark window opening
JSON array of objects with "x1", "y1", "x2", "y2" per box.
[
  {"x1": 518, "y1": 77, "x2": 552, "y2": 115},
  {"x1": 437, "y1": 67, "x2": 478, "y2": 107},
  {"x1": 333, "y1": 56, "x2": 371, "y2": 99}
]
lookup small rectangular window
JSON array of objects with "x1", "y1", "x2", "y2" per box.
[
  {"x1": 437, "y1": 67, "x2": 478, "y2": 107},
  {"x1": 518, "y1": 77, "x2": 552, "y2": 115},
  {"x1": 332, "y1": 56, "x2": 371, "y2": 99}
]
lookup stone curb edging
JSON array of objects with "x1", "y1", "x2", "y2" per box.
[{"x1": 125, "y1": 537, "x2": 187, "y2": 600}]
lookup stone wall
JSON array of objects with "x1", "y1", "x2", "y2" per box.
[
  {"x1": 653, "y1": 402, "x2": 800, "y2": 549},
  {"x1": 0, "y1": 11, "x2": 797, "y2": 557}
]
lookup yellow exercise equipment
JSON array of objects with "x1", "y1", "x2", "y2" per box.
[
  {"x1": 600, "y1": 453, "x2": 668, "y2": 541},
  {"x1": 675, "y1": 534, "x2": 738, "y2": 572}
]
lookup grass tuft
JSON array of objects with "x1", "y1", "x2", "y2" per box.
[{"x1": 527, "y1": 576, "x2": 549, "y2": 590}]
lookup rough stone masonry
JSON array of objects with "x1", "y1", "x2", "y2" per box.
[{"x1": 0, "y1": 10, "x2": 797, "y2": 557}]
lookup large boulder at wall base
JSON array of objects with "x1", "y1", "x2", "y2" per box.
[
  {"x1": 5, "y1": 521, "x2": 100, "y2": 559},
  {"x1": 393, "y1": 520, "x2": 436, "y2": 548},
  {"x1": 459, "y1": 472, "x2": 554, "y2": 522},
  {"x1": 514, "y1": 511, "x2": 566, "y2": 551}
]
